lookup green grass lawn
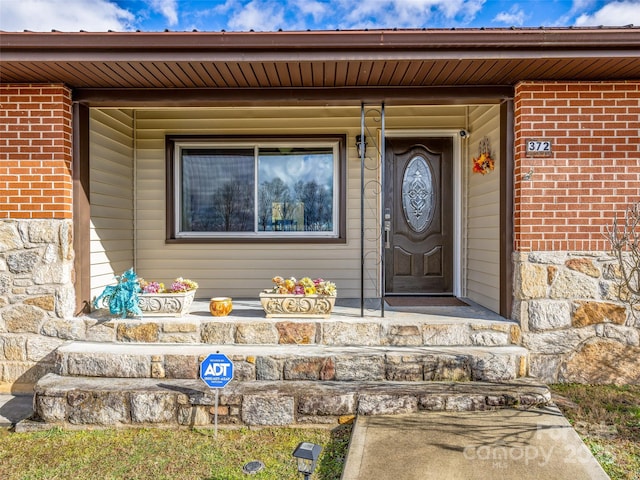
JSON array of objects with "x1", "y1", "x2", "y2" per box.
[
  {"x1": 1, "y1": 384, "x2": 637, "y2": 480},
  {"x1": 0, "y1": 423, "x2": 352, "y2": 480},
  {"x1": 550, "y1": 384, "x2": 640, "y2": 480}
]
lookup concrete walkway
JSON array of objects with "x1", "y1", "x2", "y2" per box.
[
  {"x1": 341, "y1": 405, "x2": 609, "y2": 480},
  {"x1": 0, "y1": 394, "x2": 33, "y2": 427}
]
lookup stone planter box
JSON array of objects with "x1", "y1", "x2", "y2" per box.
[
  {"x1": 259, "y1": 292, "x2": 336, "y2": 318},
  {"x1": 138, "y1": 290, "x2": 196, "y2": 317}
]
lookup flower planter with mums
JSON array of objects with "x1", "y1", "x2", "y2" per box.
[
  {"x1": 138, "y1": 277, "x2": 198, "y2": 317},
  {"x1": 94, "y1": 270, "x2": 199, "y2": 318},
  {"x1": 137, "y1": 290, "x2": 196, "y2": 317},
  {"x1": 260, "y1": 276, "x2": 337, "y2": 318}
]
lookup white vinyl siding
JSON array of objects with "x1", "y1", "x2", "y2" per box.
[
  {"x1": 89, "y1": 109, "x2": 134, "y2": 300},
  {"x1": 131, "y1": 106, "x2": 469, "y2": 299},
  {"x1": 135, "y1": 107, "x2": 362, "y2": 298},
  {"x1": 465, "y1": 105, "x2": 501, "y2": 312},
  {"x1": 88, "y1": 104, "x2": 503, "y2": 313}
]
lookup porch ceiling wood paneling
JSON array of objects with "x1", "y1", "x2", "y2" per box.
[
  {"x1": 1, "y1": 28, "x2": 639, "y2": 93},
  {"x1": 2, "y1": 57, "x2": 639, "y2": 89}
]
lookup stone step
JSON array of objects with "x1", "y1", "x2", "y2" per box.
[
  {"x1": 85, "y1": 306, "x2": 521, "y2": 347},
  {"x1": 55, "y1": 342, "x2": 529, "y2": 383},
  {"x1": 32, "y1": 374, "x2": 550, "y2": 428}
]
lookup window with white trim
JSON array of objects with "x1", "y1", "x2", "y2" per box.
[{"x1": 167, "y1": 135, "x2": 346, "y2": 242}]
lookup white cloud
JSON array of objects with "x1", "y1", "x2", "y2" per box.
[
  {"x1": 571, "y1": 0, "x2": 599, "y2": 12},
  {"x1": 431, "y1": 0, "x2": 484, "y2": 20},
  {"x1": 551, "y1": 0, "x2": 596, "y2": 26},
  {"x1": 293, "y1": 0, "x2": 329, "y2": 23},
  {"x1": 493, "y1": 5, "x2": 526, "y2": 25},
  {"x1": 335, "y1": 0, "x2": 485, "y2": 29},
  {"x1": 212, "y1": 0, "x2": 240, "y2": 15},
  {"x1": 228, "y1": 0, "x2": 286, "y2": 31},
  {"x1": 148, "y1": 0, "x2": 179, "y2": 26},
  {"x1": 575, "y1": 0, "x2": 640, "y2": 26},
  {"x1": 0, "y1": 0, "x2": 135, "y2": 32},
  {"x1": 452, "y1": 0, "x2": 485, "y2": 22}
]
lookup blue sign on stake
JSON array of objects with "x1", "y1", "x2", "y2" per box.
[{"x1": 200, "y1": 353, "x2": 234, "y2": 388}]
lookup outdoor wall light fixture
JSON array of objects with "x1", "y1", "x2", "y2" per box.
[
  {"x1": 356, "y1": 134, "x2": 367, "y2": 158},
  {"x1": 292, "y1": 442, "x2": 322, "y2": 479}
]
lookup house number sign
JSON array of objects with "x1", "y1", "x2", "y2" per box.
[{"x1": 526, "y1": 139, "x2": 552, "y2": 157}]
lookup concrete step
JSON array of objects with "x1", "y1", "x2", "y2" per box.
[
  {"x1": 32, "y1": 373, "x2": 550, "y2": 428},
  {"x1": 55, "y1": 342, "x2": 529, "y2": 383},
  {"x1": 85, "y1": 299, "x2": 521, "y2": 347}
]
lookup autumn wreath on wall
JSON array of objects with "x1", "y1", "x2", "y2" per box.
[{"x1": 472, "y1": 136, "x2": 495, "y2": 175}]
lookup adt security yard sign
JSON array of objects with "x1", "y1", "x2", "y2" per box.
[
  {"x1": 200, "y1": 353, "x2": 233, "y2": 437},
  {"x1": 200, "y1": 353, "x2": 233, "y2": 388}
]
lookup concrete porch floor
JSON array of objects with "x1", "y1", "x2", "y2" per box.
[
  {"x1": 82, "y1": 296, "x2": 521, "y2": 349},
  {"x1": 92, "y1": 296, "x2": 510, "y2": 323}
]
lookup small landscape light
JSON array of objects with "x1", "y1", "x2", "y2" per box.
[
  {"x1": 292, "y1": 442, "x2": 322, "y2": 480},
  {"x1": 242, "y1": 460, "x2": 265, "y2": 475}
]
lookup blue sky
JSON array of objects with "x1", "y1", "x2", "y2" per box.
[{"x1": 1, "y1": 0, "x2": 640, "y2": 32}]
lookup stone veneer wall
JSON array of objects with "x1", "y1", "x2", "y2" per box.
[
  {"x1": 514, "y1": 80, "x2": 640, "y2": 384},
  {"x1": 514, "y1": 252, "x2": 639, "y2": 384},
  {"x1": 0, "y1": 220, "x2": 75, "y2": 389}
]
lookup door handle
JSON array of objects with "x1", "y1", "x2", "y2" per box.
[{"x1": 384, "y1": 220, "x2": 391, "y2": 249}]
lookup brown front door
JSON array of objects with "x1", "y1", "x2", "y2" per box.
[{"x1": 384, "y1": 137, "x2": 453, "y2": 294}]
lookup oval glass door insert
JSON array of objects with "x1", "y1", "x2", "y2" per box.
[{"x1": 402, "y1": 156, "x2": 434, "y2": 232}]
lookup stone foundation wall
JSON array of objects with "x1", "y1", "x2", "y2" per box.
[
  {"x1": 513, "y1": 251, "x2": 640, "y2": 384},
  {"x1": 0, "y1": 219, "x2": 75, "y2": 390}
]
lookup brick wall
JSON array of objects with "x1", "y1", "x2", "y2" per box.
[
  {"x1": 0, "y1": 84, "x2": 73, "y2": 219},
  {"x1": 514, "y1": 81, "x2": 640, "y2": 252}
]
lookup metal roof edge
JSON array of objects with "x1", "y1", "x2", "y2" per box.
[{"x1": 2, "y1": 27, "x2": 640, "y2": 52}]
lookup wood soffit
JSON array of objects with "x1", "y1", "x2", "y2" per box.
[{"x1": 1, "y1": 28, "x2": 639, "y2": 99}]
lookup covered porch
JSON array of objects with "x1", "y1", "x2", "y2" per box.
[{"x1": 85, "y1": 100, "x2": 510, "y2": 317}]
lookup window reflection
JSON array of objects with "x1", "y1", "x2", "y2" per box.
[
  {"x1": 258, "y1": 148, "x2": 334, "y2": 232},
  {"x1": 181, "y1": 148, "x2": 254, "y2": 232}
]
